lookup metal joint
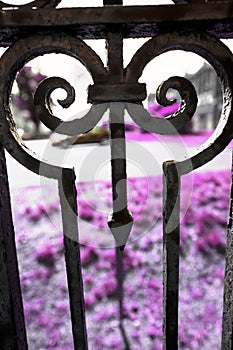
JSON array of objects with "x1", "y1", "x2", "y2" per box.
[{"x1": 88, "y1": 82, "x2": 146, "y2": 103}]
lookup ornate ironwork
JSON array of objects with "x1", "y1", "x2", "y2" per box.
[{"x1": 1, "y1": 1, "x2": 233, "y2": 349}]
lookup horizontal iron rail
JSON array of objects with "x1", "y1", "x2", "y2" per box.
[
  {"x1": 0, "y1": 4, "x2": 232, "y2": 26},
  {"x1": 0, "y1": 4, "x2": 232, "y2": 44}
]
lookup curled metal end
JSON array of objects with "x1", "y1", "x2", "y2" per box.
[
  {"x1": 156, "y1": 79, "x2": 177, "y2": 107},
  {"x1": 34, "y1": 76, "x2": 75, "y2": 132},
  {"x1": 34, "y1": 76, "x2": 108, "y2": 137},
  {"x1": 126, "y1": 76, "x2": 197, "y2": 135},
  {"x1": 156, "y1": 76, "x2": 198, "y2": 130}
]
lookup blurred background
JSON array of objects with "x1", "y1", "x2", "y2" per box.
[{"x1": 2, "y1": 1, "x2": 233, "y2": 349}]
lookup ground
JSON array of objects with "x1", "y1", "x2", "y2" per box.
[{"x1": 11, "y1": 168, "x2": 230, "y2": 349}]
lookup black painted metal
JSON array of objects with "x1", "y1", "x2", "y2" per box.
[
  {"x1": 163, "y1": 161, "x2": 181, "y2": 350},
  {"x1": 0, "y1": 146, "x2": 27, "y2": 349},
  {"x1": 59, "y1": 169, "x2": 88, "y2": 350},
  {"x1": 0, "y1": 1, "x2": 233, "y2": 349},
  {"x1": 105, "y1": 26, "x2": 133, "y2": 249},
  {"x1": 222, "y1": 152, "x2": 233, "y2": 349},
  {"x1": 115, "y1": 246, "x2": 130, "y2": 350},
  {"x1": 108, "y1": 103, "x2": 133, "y2": 250}
]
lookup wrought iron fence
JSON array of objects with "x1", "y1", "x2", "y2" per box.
[{"x1": 1, "y1": 0, "x2": 233, "y2": 349}]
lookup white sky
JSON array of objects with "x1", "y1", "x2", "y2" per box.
[{"x1": 3, "y1": 0, "x2": 173, "y2": 5}]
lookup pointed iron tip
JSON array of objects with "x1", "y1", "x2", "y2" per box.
[
  {"x1": 119, "y1": 244, "x2": 125, "y2": 252},
  {"x1": 108, "y1": 210, "x2": 133, "y2": 249},
  {"x1": 116, "y1": 244, "x2": 126, "y2": 252}
]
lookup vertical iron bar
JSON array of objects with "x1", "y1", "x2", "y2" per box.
[
  {"x1": 107, "y1": 28, "x2": 126, "y2": 218},
  {"x1": 109, "y1": 102, "x2": 128, "y2": 217},
  {"x1": 108, "y1": 102, "x2": 132, "y2": 346},
  {"x1": 116, "y1": 247, "x2": 124, "y2": 320},
  {"x1": 221, "y1": 151, "x2": 233, "y2": 350},
  {"x1": 106, "y1": 29, "x2": 124, "y2": 82},
  {"x1": 116, "y1": 247, "x2": 130, "y2": 350},
  {"x1": 106, "y1": 25, "x2": 131, "y2": 349},
  {"x1": 107, "y1": 29, "x2": 133, "y2": 250},
  {"x1": 0, "y1": 146, "x2": 28, "y2": 350},
  {"x1": 59, "y1": 168, "x2": 88, "y2": 350},
  {"x1": 163, "y1": 160, "x2": 180, "y2": 350}
]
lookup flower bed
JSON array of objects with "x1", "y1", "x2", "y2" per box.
[{"x1": 11, "y1": 169, "x2": 231, "y2": 349}]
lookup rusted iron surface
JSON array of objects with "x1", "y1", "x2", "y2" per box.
[
  {"x1": 0, "y1": 4, "x2": 232, "y2": 27},
  {"x1": 1, "y1": 1, "x2": 233, "y2": 350},
  {"x1": 0, "y1": 146, "x2": 27, "y2": 349},
  {"x1": 88, "y1": 82, "x2": 146, "y2": 103},
  {"x1": 163, "y1": 161, "x2": 180, "y2": 350},
  {"x1": 0, "y1": 2, "x2": 233, "y2": 30},
  {"x1": 104, "y1": 29, "x2": 133, "y2": 249},
  {"x1": 0, "y1": 4, "x2": 233, "y2": 44},
  {"x1": 59, "y1": 169, "x2": 88, "y2": 350},
  {"x1": 0, "y1": 30, "x2": 89, "y2": 349},
  {"x1": 222, "y1": 152, "x2": 233, "y2": 349},
  {"x1": 115, "y1": 247, "x2": 130, "y2": 350},
  {"x1": 108, "y1": 103, "x2": 133, "y2": 250},
  {"x1": 171, "y1": 32, "x2": 233, "y2": 175}
]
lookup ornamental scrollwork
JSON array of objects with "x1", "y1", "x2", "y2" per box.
[
  {"x1": 0, "y1": 33, "x2": 108, "y2": 178},
  {"x1": 125, "y1": 29, "x2": 233, "y2": 174},
  {"x1": 0, "y1": 21, "x2": 233, "y2": 350},
  {"x1": 0, "y1": 29, "x2": 233, "y2": 244}
]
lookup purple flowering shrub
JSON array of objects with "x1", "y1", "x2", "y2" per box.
[
  {"x1": 148, "y1": 102, "x2": 193, "y2": 134},
  {"x1": 11, "y1": 170, "x2": 230, "y2": 349},
  {"x1": 12, "y1": 67, "x2": 47, "y2": 138}
]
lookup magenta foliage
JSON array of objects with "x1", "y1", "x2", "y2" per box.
[
  {"x1": 13, "y1": 67, "x2": 47, "y2": 131},
  {"x1": 35, "y1": 244, "x2": 57, "y2": 267},
  {"x1": 12, "y1": 169, "x2": 230, "y2": 349},
  {"x1": 148, "y1": 102, "x2": 193, "y2": 134},
  {"x1": 148, "y1": 102, "x2": 180, "y2": 117}
]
